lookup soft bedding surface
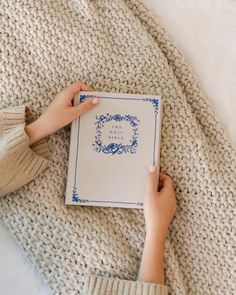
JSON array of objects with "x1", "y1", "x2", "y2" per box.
[{"x1": 0, "y1": 1, "x2": 235, "y2": 294}]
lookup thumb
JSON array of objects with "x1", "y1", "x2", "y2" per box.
[
  {"x1": 73, "y1": 97, "x2": 100, "y2": 117},
  {"x1": 62, "y1": 81, "x2": 94, "y2": 101},
  {"x1": 146, "y1": 165, "x2": 158, "y2": 195}
]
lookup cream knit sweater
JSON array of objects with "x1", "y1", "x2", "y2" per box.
[
  {"x1": 0, "y1": 106, "x2": 50, "y2": 196},
  {"x1": 0, "y1": 105, "x2": 168, "y2": 295},
  {"x1": 0, "y1": 0, "x2": 235, "y2": 294}
]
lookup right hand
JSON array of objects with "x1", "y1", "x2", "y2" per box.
[
  {"x1": 144, "y1": 166, "x2": 177, "y2": 241},
  {"x1": 25, "y1": 81, "x2": 99, "y2": 145}
]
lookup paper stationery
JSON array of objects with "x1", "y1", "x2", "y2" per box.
[{"x1": 65, "y1": 91, "x2": 162, "y2": 208}]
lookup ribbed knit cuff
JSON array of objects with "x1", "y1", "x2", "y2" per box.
[
  {"x1": 0, "y1": 105, "x2": 51, "y2": 196},
  {"x1": 1, "y1": 105, "x2": 51, "y2": 160},
  {"x1": 25, "y1": 106, "x2": 51, "y2": 160},
  {"x1": 82, "y1": 275, "x2": 168, "y2": 295}
]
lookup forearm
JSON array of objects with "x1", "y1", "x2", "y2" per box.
[
  {"x1": 25, "y1": 119, "x2": 44, "y2": 145},
  {"x1": 25, "y1": 114, "x2": 55, "y2": 145},
  {"x1": 0, "y1": 106, "x2": 50, "y2": 197},
  {"x1": 138, "y1": 233, "x2": 165, "y2": 285}
]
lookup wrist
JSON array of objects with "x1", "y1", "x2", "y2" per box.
[
  {"x1": 145, "y1": 230, "x2": 166, "y2": 249},
  {"x1": 146, "y1": 223, "x2": 168, "y2": 243},
  {"x1": 25, "y1": 118, "x2": 45, "y2": 145}
]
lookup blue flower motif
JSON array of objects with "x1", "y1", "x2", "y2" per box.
[
  {"x1": 72, "y1": 186, "x2": 79, "y2": 202},
  {"x1": 80, "y1": 94, "x2": 94, "y2": 103},
  {"x1": 113, "y1": 114, "x2": 122, "y2": 121},
  {"x1": 142, "y1": 98, "x2": 159, "y2": 113},
  {"x1": 93, "y1": 113, "x2": 139, "y2": 155},
  {"x1": 106, "y1": 143, "x2": 120, "y2": 154},
  {"x1": 72, "y1": 186, "x2": 89, "y2": 203},
  {"x1": 136, "y1": 202, "x2": 144, "y2": 206}
]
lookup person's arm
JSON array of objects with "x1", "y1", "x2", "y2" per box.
[
  {"x1": 81, "y1": 167, "x2": 176, "y2": 295},
  {"x1": 0, "y1": 81, "x2": 99, "y2": 197},
  {"x1": 138, "y1": 166, "x2": 177, "y2": 284},
  {"x1": 139, "y1": 233, "x2": 165, "y2": 284},
  {"x1": 25, "y1": 81, "x2": 99, "y2": 145}
]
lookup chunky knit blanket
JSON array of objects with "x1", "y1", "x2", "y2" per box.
[{"x1": 0, "y1": 1, "x2": 235, "y2": 294}]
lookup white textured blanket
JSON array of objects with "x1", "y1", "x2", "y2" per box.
[{"x1": 0, "y1": 1, "x2": 235, "y2": 294}]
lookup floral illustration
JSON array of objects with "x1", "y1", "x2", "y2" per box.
[
  {"x1": 142, "y1": 98, "x2": 159, "y2": 113},
  {"x1": 93, "y1": 113, "x2": 139, "y2": 155},
  {"x1": 72, "y1": 186, "x2": 89, "y2": 203}
]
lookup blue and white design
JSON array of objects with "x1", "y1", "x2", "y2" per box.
[
  {"x1": 93, "y1": 113, "x2": 139, "y2": 155},
  {"x1": 80, "y1": 95, "x2": 159, "y2": 114},
  {"x1": 80, "y1": 94, "x2": 94, "y2": 103},
  {"x1": 142, "y1": 98, "x2": 159, "y2": 113},
  {"x1": 73, "y1": 186, "x2": 143, "y2": 206},
  {"x1": 72, "y1": 186, "x2": 89, "y2": 203},
  {"x1": 68, "y1": 92, "x2": 161, "y2": 207}
]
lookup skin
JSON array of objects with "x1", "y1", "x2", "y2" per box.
[
  {"x1": 139, "y1": 166, "x2": 177, "y2": 285},
  {"x1": 25, "y1": 81, "x2": 100, "y2": 145},
  {"x1": 25, "y1": 81, "x2": 177, "y2": 286}
]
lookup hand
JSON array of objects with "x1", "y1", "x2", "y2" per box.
[
  {"x1": 144, "y1": 166, "x2": 176, "y2": 242},
  {"x1": 139, "y1": 166, "x2": 176, "y2": 285},
  {"x1": 25, "y1": 81, "x2": 99, "y2": 145}
]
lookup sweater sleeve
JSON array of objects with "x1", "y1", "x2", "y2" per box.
[
  {"x1": 0, "y1": 105, "x2": 51, "y2": 197},
  {"x1": 81, "y1": 275, "x2": 168, "y2": 295}
]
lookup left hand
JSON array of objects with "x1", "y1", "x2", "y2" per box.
[
  {"x1": 25, "y1": 81, "x2": 99, "y2": 144},
  {"x1": 144, "y1": 166, "x2": 176, "y2": 241}
]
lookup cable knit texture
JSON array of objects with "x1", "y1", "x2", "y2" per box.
[{"x1": 0, "y1": 0, "x2": 235, "y2": 294}]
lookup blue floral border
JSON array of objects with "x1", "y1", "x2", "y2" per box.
[
  {"x1": 80, "y1": 94, "x2": 93, "y2": 103},
  {"x1": 72, "y1": 186, "x2": 89, "y2": 203},
  {"x1": 80, "y1": 94, "x2": 159, "y2": 113},
  {"x1": 72, "y1": 185, "x2": 144, "y2": 206},
  {"x1": 72, "y1": 94, "x2": 159, "y2": 206},
  {"x1": 93, "y1": 113, "x2": 139, "y2": 155},
  {"x1": 142, "y1": 98, "x2": 159, "y2": 113}
]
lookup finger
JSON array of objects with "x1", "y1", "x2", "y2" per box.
[
  {"x1": 70, "y1": 81, "x2": 94, "y2": 92},
  {"x1": 159, "y1": 172, "x2": 172, "y2": 183},
  {"x1": 73, "y1": 97, "x2": 100, "y2": 117},
  {"x1": 159, "y1": 172, "x2": 174, "y2": 192},
  {"x1": 63, "y1": 81, "x2": 94, "y2": 100},
  {"x1": 146, "y1": 165, "x2": 158, "y2": 195},
  {"x1": 80, "y1": 83, "x2": 94, "y2": 91}
]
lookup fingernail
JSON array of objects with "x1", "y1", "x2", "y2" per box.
[
  {"x1": 149, "y1": 165, "x2": 156, "y2": 173},
  {"x1": 91, "y1": 97, "x2": 99, "y2": 105}
]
